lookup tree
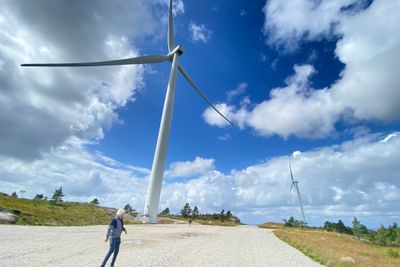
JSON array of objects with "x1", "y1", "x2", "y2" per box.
[
  {"x1": 192, "y1": 206, "x2": 199, "y2": 218},
  {"x1": 11, "y1": 191, "x2": 18, "y2": 198},
  {"x1": 226, "y1": 210, "x2": 232, "y2": 218},
  {"x1": 50, "y1": 187, "x2": 64, "y2": 205},
  {"x1": 220, "y1": 209, "x2": 225, "y2": 222},
  {"x1": 124, "y1": 203, "x2": 135, "y2": 213},
  {"x1": 161, "y1": 207, "x2": 170, "y2": 215},
  {"x1": 283, "y1": 217, "x2": 307, "y2": 228},
  {"x1": 33, "y1": 194, "x2": 44, "y2": 201},
  {"x1": 90, "y1": 198, "x2": 99, "y2": 205},
  {"x1": 352, "y1": 217, "x2": 368, "y2": 238},
  {"x1": 180, "y1": 203, "x2": 192, "y2": 218}
]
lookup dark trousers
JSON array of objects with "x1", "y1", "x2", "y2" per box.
[{"x1": 101, "y1": 237, "x2": 121, "y2": 267}]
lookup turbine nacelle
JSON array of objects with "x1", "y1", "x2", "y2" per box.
[{"x1": 169, "y1": 45, "x2": 185, "y2": 56}]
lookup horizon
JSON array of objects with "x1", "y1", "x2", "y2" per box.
[{"x1": 0, "y1": 0, "x2": 399, "y2": 230}]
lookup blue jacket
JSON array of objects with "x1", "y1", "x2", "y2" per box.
[{"x1": 106, "y1": 217, "x2": 126, "y2": 240}]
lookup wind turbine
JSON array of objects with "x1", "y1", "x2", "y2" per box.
[
  {"x1": 21, "y1": 0, "x2": 233, "y2": 224},
  {"x1": 289, "y1": 156, "x2": 306, "y2": 223}
]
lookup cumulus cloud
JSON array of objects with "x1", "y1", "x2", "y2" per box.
[
  {"x1": 263, "y1": 0, "x2": 369, "y2": 51},
  {"x1": 1, "y1": 132, "x2": 399, "y2": 227},
  {"x1": 204, "y1": 1, "x2": 400, "y2": 139},
  {"x1": 204, "y1": 65, "x2": 341, "y2": 138},
  {"x1": 0, "y1": 138, "x2": 150, "y2": 207},
  {"x1": 0, "y1": 0, "x2": 172, "y2": 160},
  {"x1": 188, "y1": 22, "x2": 212, "y2": 43},
  {"x1": 264, "y1": 0, "x2": 400, "y2": 123},
  {"x1": 166, "y1": 157, "x2": 215, "y2": 178}
]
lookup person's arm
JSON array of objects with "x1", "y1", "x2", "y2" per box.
[
  {"x1": 122, "y1": 219, "x2": 127, "y2": 234},
  {"x1": 105, "y1": 218, "x2": 116, "y2": 242}
]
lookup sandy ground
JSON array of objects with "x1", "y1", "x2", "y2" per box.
[{"x1": 0, "y1": 224, "x2": 322, "y2": 267}]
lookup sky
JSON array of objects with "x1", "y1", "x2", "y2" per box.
[{"x1": 0, "y1": 0, "x2": 399, "y2": 228}]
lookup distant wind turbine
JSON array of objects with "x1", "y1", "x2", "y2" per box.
[
  {"x1": 289, "y1": 156, "x2": 306, "y2": 223},
  {"x1": 21, "y1": 0, "x2": 233, "y2": 224}
]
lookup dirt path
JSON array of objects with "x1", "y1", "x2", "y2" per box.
[{"x1": 0, "y1": 224, "x2": 321, "y2": 266}]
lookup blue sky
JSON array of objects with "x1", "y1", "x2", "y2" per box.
[{"x1": 0, "y1": 0, "x2": 399, "y2": 228}]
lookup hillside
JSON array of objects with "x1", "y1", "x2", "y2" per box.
[
  {"x1": 0, "y1": 194, "x2": 122, "y2": 226},
  {"x1": 259, "y1": 223, "x2": 400, "y2": 266},
  {"x1": 0, "y1": 195, "x2": 241, "y2": 227}
]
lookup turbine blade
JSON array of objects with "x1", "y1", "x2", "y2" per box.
[
  {"x1": 178, "y1": 65, "x2": 235, "y2": 127},
  {"x1": 168, "y1": 0, "x2": 175, "y2": 52},
  {"x1": 289, "y1": 158, "x2": 295, "y2": 182},
  {"x1": 21, "y1": 54, "x2": 171, "y2": 67}
]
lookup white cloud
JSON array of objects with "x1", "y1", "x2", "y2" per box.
[
  {"x1": 202, "y1": 103, "x2": 248, "y2": 129},
  {"x1": 204, "y1": 1, "x2": 400, "y2": 139},
  {"x1": 166, "y1": 157, "x2": 215, "y2": 178},
  {"x1": 227, "y1": 82, "x2": 248, "y2": 101},
  {"x1": 1, "y1": 132, "x2": 399, "y2": 227},
  {"x1": 0, "y1": 0, "x2": 168, "y2": 160},
  {"x1": 188, "y1": 22, "x2": 212, "y2": 43},
  {"x1": 218, "y1": 133, "x2": 231, "y2": 141},
  {"x1": 203, "y1": 65, "x2": 341, "y2": 138},
  {"x1": 332, "y1": 0, "x2": 400, "y2": 121},
  {"x1": 263, "y1": 0, "x2": 367, "y2": 51},
  {"x1": 0, "y1": 139, "x2": 150, "y2": 208}
]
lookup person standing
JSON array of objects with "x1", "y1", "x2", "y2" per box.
[{"x1": 100, "y1": 208, "x2": 127, "y2": 267}]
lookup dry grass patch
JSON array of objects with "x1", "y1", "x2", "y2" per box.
[{"x1": 273, "y1": 228, "x2": 400, "y2": 267}]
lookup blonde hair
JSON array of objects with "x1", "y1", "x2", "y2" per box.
[{"x1": 116, "y1": 208, "x2": 126, "y2": 217}]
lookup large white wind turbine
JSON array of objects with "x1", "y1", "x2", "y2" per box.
[
  {"x1": 21, "y1": 0, "x2": 233, "y2": 224},
  {"x1": 289, "y1": 156, "x2": 306, "y2": 223}
]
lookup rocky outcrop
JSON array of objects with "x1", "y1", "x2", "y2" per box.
[{"x1": 0, "y1": 211, "x2": 19, "y2": 224}]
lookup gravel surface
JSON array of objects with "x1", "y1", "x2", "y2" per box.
[{"x1": 0, "y1": 224, "x2": 322, "y2": 267}]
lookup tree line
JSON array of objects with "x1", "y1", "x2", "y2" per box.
[
  {"x1": 160, "y1": 202, "x2": 238, "y2": 223},
  {"x1": 6, "y1": 187, "x2": 100, "y2": 206}
]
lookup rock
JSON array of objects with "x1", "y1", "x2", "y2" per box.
[
  {"x1": 0, "y1": 211, "x2": 19, "y2": 224},
  {"x1": 340, "y1": 256, "x2": 356, "y2": 264}
]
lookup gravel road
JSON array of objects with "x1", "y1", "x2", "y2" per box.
[{"x1": 0, "y1": 224, "x2": 322, "y2": 267}]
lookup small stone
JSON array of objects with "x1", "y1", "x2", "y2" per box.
[{"x1": 340, "y1": 256, "x2": 356, "y2": 264}]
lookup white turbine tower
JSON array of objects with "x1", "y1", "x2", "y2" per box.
[
  {"x1": 289, "y1": 155, "x2": 306, "y2": 223},
  {"x1": 21, "y1": 0, "x2": 233, "y2": 224}
]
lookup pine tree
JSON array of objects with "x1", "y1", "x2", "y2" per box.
[
  {"x1": 50, "y1": 187, "x2": 64, "y2": 205},
  {"x1": 180, "y1": 203, "x2": 192, "y2": 218},
  {"x1": 161, "y1": 207, "x2": 170, "y2": 215},
  {"x1": 90, "y1": 198, "x2": 99, "y2": 205},
  {"x1": 352, "y1": 217, "x2": 368, "y2": 238},
  {"x1": 33, "y1": 194, "x2": 44, "y2": 201},
  {"x1": 226, "y1": 210, "x2": 232, "y2": 218},
  {"x1": 124, "y1": 203, "x2": 135, "y2": 212},
  {"x1": 192, "y1": 206, "x2": 199, "y2": 218},
  {"x1": 220, "y1": 209, "x2": 225, "y2": 222}
]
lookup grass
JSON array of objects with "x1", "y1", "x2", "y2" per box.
[
  {"x1": 263, "y1": 226, "x2": 400, "y2": 267},
  {"x1": 0, "y1": 195, "x2": 119, "y2": 226},
  {"x1": 0, "y1": 195, "x2": 240, "y2": 227}
]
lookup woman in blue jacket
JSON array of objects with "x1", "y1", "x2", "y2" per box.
[{"x1": 100, "y1": 208, "x2": 127, "y2": 267}]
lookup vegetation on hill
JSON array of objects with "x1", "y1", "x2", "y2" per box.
[
  {"x1": 274, "y1": 228, "x2": 400, "y2": 266},
  {"x1": 0, "y1": 192, "x2": 137, "y2": 226},
  {"x1": 159, "y1": 202, "x2": 241, "y2": 226},
  {"x1": 259, "y1": 217, "x2": 400, "y2": 266},
  {"x1": 1, "y1": 193, "x2": 239, "y2": 227}
]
